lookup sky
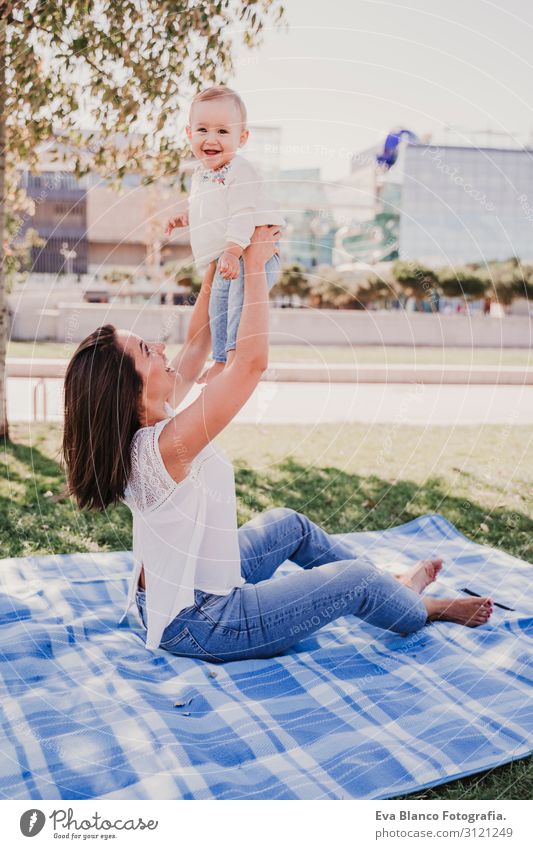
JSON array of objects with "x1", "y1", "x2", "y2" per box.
[{"x1": 228, "y1": 0, "x2": 533, "y2": 179}]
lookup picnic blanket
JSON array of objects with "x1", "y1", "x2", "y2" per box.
[{"x1": 0, "y1": 513, "x2": 531, "y2": 800}]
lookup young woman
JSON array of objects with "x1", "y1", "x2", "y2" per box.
[{"x1": 62, "y1": 226, "x2": 492, "y2": 662}]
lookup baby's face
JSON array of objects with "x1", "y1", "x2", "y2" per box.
[{"x1": 187, "y1": 98, "x2": 248, "y2": 170}]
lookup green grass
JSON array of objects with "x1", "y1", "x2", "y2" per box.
[
  {"x1": 2, "y1": 421, "x2": 532, "y2": 799},
  {"x1": 8, "y1": 340, "x2": 533, "y2": 366},
  {"x1": 268, "y1": 347, "x2": 533, "y2": 366}
]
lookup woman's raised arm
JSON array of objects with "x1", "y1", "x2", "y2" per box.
[
  {"x1": 166, "y1": 262, "x2": 215, "y2": 408},
  {"x1": 159, "y1": 225, "x2": 280, "y2": 481}
]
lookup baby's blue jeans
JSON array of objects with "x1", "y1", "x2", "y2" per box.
[
  {"x1": 209, "y1": 252, "x2": 281, "y2": 362},
  {"x1": 135, "y1": 507, "x2": 428, "y2": 663}
]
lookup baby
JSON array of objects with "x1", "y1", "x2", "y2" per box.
[{"x1": 165, "y1": 85, "x2": 285, "y2": 381}]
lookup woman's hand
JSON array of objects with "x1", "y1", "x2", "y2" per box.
[{"x1": 244, "y1": 224, "x2": 281, "y2": 268}]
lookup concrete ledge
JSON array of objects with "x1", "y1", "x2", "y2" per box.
[
  {"x1": 264, "y1": 363, "x2": 533, "y2": 385},
  {"x1": 7, "y1": 359, "x2": 68, "y2": 378},
  {"x1": 6, "y1": 358, "x2": 533, "y2": 385}
]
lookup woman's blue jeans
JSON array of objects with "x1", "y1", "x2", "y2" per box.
[{"x1": 135, "y1": 507, "x2": 428, "y2": 663}]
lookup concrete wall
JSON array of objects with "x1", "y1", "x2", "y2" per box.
[
  {"x1": 8, "y1": 299, "x2": 533, "y2": 347},
  {"x1": 269, "y1": 309, "x2": 533, "y2": 348},
  {"x1": 55, "y1": 303, "x2": 185, "y2": 344}
]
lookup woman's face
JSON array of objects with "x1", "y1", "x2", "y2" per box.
[{"x1": 117, "y1": 331, "x2": 180, "y2": 405}]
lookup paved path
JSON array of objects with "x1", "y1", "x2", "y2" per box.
[{"x1": 9, "y1": 377, "x2": 533, "y2": 426}]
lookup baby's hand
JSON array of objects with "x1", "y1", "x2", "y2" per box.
[
  {"x1": 165, "y1": 211, "x2": 189, "y2": 235},
  {"x1": 218, "y1": 251, "x2": 241, "y2": 280}
]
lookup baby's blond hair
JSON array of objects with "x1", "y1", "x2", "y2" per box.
[{"x1": 190, "y1": 85, "x2": 247, "y2": 126}]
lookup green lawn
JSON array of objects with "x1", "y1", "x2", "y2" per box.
[
  {"x1": 2, "y1": 421, "x2": 532, "y2": 800},
  {"x1": 7, "y1": 340, "x2": 533, "y2": 366}
]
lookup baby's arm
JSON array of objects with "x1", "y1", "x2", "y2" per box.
[{"x1": 165, "y1": 203, "x2": 189, "y2": 235}]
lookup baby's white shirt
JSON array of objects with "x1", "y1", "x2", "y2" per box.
[{"x1": 188, "y1": 154, "x2": 285, "y2": 270}]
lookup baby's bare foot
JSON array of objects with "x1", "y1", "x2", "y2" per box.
[
  {"x1": 396, "y1": 559, "x2": 443, "y2": 594},
  {"x1": 424, "y1": 596, "x2": 493, "y2": 627}
]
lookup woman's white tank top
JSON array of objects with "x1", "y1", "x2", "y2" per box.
[{"x1": 118, "y1": 404, "x2": 244, "y2": 649}]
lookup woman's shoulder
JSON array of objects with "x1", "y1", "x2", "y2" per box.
[
  {"x1": 128, "y1": 415, "x2": 168, "y2": 456},
  {"x1": 125, "y1": 418, "x2": 178, "y2": 511},
  {"x1": 129, "y1": 403, "x2": 173, "y2": 443}
]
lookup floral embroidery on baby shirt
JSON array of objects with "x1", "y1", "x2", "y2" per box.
[{"x1": 199, "y1": 160, "x2": 232, "y2": 185}]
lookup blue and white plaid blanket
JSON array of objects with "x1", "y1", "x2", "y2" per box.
[{"x1": 1, "y1": 514, "x2": 531, "y2": 800}]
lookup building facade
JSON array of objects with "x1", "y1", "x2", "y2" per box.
[
  {"x1": 399, "y1": 144, "x2": 533, "y2": 265},
  {"x1": 19, "y1": 126, "x2": 284, "y2": 278},
  {"x1": 331, "y1": 133, "x2": 533, "y2": 270},
  {"x1": 83, "y1": 171, "x2": 190, "y2": 274},
  {"x1": 274, "y1": 169, "x2": 336, "y2": 268},
  {"x1": 20, "y1": 171, "x2": 88, "y2": 274}
]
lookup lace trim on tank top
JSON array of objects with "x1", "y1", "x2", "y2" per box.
[{"x1": 124, "y1": 422, "x2": 177, "y2": 513}]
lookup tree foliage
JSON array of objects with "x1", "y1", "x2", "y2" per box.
[
  {"x1": 102, "y1": 268, "x2": 134, "y2": 285},
  {"x1": 355, "y1": 273, "x2": 397, "y2": 308},
  {"x1": 163, "y1": 260, "x2": 201, "y2": 295},
  {"x1": 392, "y1": 260, "x2": 439, "y2": 301},
  {"x1": 2, "y1": 166, "x2": 43, "y2": 289},
  {"x1": 308, "y1": 265, "x2": 358, "y2": 309},
  {"x1": 482, "y1": 259, "x2": 533, "y2": 307},
  {"x1": 5, "y1": 0, "x2": 284, "y2": 179},
  {"x1": 273, "y1": 262, "x2": 310, "y2": 299},
  {"x1": 437, "y1": 267, "x2": 487, "y2": 301}
]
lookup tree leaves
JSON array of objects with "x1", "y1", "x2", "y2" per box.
[{"x1": 4, "y1": 0, "x2": 284, "y2": 180}]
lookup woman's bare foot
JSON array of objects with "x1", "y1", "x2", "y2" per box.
[
  {"x1": 396, "y1": 559, "x2": 443, "y2": 594},
  {"x1": 424, "y1": 596, "x2": 493, "y2": 627},
  {"x1": 197, "y1": 361, "x2": 225, "y2": 384}
]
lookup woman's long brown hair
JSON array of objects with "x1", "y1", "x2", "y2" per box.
[{"x1": 62, "y1": 324, "x2": 142, "y2": 511}]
